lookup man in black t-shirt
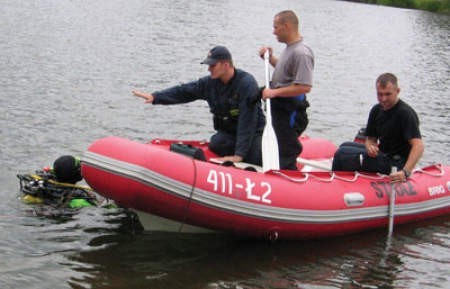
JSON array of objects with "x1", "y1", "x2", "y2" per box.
[{"x1": 333, "y1": 73, "x2": 424, "y2": 182}]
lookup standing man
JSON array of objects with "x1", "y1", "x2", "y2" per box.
[
  {"x1": 133, "y1": 46, "x2": 265, "y2": 166},
  {"x1": 332, "y1": 73, "x2": 424, "y2": 182},
  {"x1": 259, "y1": 10, "x2": 314, "y2": 170}
]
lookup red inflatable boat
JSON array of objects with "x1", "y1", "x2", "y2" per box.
[{"x1": 81, "y1": 136, "x2": 450, "y2": 240}]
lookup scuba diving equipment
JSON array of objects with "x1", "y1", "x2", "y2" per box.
[
  {"x1": 17, "y1": 168, "x2": 97, "y2": 208},
  {"x1": 17, "y1": 155, "x2": 113, "y2": 209}
]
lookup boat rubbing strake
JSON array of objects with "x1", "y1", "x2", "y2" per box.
[{"x1": 82, "y1": 136, "x2": 450, "y2": 240}]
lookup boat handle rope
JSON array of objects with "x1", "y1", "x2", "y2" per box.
[
  {"x1": 414, "y1": 163, "x2": 444, "y2": 177},
  {"x1": 273, "y1": 163, "x2": 445, "y2": 183},
  {"x1": 273, "y1": 171, "x2": 385, "y2": 183},
  {"x1": 178, "y1": 157, "x2": 198, "y2": 233}
]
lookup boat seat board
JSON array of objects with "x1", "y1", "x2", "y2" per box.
[{"x1": 297, "y1": 157, "x2": 333, "y2": 172}]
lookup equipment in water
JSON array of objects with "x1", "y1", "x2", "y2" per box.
[
  {"x1": 17, "y1": 155, "x2": 110, "y2": 209},
  {"x1": 17, "y1": 168, "x2": 97, "y2": 208}
]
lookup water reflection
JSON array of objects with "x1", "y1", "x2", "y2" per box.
[
  {"x1": 62, "y1": 216, "x2": 449, "y2": 289},
  {"x1": 0, "y1": 205, "x2": 135, "y2": 289}
]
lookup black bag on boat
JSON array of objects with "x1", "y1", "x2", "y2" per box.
[{"x1": 170, "y1": 143, "x2": 206, "y2": 161}]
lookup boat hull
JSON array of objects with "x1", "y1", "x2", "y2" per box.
[{"x1": 82, "y1": 136, "x2": 450, "y2": 240}]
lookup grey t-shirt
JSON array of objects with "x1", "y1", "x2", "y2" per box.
[{"x1": 271, "y1": 39, "x2": 314, "y2": 89}]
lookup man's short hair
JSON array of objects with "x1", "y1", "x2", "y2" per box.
[
  {"x1": 276, "y1": 10, "x2": 299, "y2": 27},
  {"x1": 376, "y1": 73, "x2": 398, "y2": 88}
]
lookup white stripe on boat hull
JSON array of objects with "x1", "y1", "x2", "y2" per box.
[{"x1": 83, "y1": 152, "x2": 450, "y2": 224}]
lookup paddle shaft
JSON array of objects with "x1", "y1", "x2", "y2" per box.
[
  {"x1": 262, "y1": 51, "x2": 280, "y2": 171},
  {"x1": 264, "y1": 52, "x2": 273, "y2": 125},
  {"x1": 388, "y1": 167, "x2": 397, "y2": 236}
]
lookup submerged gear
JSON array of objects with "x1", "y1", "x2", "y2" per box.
[
  {"x1": 17, "y1": 168, "x2": 97, "y2": 208},
  {"x1": 53, "y1": 155, "x2": 83, "y2": 184}
]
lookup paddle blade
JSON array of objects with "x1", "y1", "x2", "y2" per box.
[
  {"x1": 262, "y1": 50, "x2": 280, "y2": 172},
  {"x1": 262, "y1": 122, "x2": 280, "y2": 172}
]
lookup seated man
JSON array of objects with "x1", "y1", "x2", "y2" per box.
[{"x1": 332, "y1": 73, "x2": 424, "y2": 182}]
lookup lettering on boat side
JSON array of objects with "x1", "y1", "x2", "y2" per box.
[
  {"x1": 428, "y1": 185, "x2": 446, "y2": 197},
  {"x1": 370, "y1": 181, "x2": 417, "y2": 199},
  {"x1": 206, "y1": 170, "x2": 272, "y2": 204}
]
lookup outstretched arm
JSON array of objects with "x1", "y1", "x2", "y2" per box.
[{"x1": 133, "y1": 90, "x2": 154, "y2": 103}]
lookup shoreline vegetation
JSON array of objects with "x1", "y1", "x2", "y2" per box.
[{"x1": 343, "y1": 0, "x2": 450, "y2": 14}]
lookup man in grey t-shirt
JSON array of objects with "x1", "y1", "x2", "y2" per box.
[{"x1": 259, "y1": 10, "x2": 314, "y2": 170}]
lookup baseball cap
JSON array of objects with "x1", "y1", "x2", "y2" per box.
[{"x1": 201, "y1": 46, "x2": 232, "y2": 65}]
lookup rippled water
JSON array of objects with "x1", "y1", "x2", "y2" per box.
[{"x1": 1, "y1": 0, "x2": 449, "y2": 288}]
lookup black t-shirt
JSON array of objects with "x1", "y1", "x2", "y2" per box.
[{"x1": 365, "y1": 99, "x2": 421, "y2": 159}]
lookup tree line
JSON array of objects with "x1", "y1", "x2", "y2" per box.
[{"x1": 344, "y1": 0, "x2": 449, "y2": 13}]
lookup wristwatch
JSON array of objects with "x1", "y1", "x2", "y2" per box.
[{"x1": 402, "y1": 168, "x2": 411, "y2": 178}]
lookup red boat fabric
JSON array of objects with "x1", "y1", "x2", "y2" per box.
[{"x1": 82, "y1": 136, "x2": 450, "y2": 240}]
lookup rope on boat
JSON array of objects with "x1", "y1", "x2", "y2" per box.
[
  {"x1": 413, "y1": 163, "x2": 444, "y2": 177},
  {"x1": 273, "y1": 163, "x2": 445, "y2": 183},
  {"x1": 178, "y1": 156, "x2": 198, "y2": 233},
  {"x1": 273, "y1": 170, "x2": 386, "y2": 183}
]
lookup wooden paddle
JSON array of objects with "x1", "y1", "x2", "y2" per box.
[{"x1": 262, "y1": 50, "x2": 280, "y2": 172}]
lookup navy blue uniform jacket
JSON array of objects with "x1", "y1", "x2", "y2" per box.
[{"x1": 152, "y1": 69, "x2": 265, "y2": 158}]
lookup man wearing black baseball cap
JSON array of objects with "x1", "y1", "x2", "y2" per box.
[
  {"x1": 133, "y1": 46, "x2": 265, "y2": 166},
  {"x1": 200, "y1": 45, "x2": 232, "y2": 65}
]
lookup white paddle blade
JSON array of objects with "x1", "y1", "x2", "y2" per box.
[
  {"x1": 262, "y1": 120, "x2": 280, "y2": 172},
  {"x1": 262, "y1": 50, "x2": 280, "y2": 172}
]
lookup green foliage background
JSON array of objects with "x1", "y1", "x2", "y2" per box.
[{"x1": 353, "y1": 0, "x2": 450, "y2": 13}]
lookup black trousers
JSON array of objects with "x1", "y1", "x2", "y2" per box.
[
  {"x1": 208, "y1": 131, "x2": 263, "y2": 166},
  {"x1": 272, "y1": 109, "x2": 303, "y2": 170},
  {"x1": 332, "y1": 142, "x2": 405, "y2": 174}
]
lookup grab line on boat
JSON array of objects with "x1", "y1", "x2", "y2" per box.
[
  {"x1": 178, "y1": 156, "x2": 198, "y2": 233},
  {"x1": 414, "y1": 163, "x2": 444, "y2": 177},
  {"x1": 273, "y1": 171, "x2": 390, "y2": 183},
  {"x1": 273, "y1": 163, "x2": 445, "y2": 183}
]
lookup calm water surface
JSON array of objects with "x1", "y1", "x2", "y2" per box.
[{"x1": 1, "y1": 0, "x2": 449, "y2": 288}]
